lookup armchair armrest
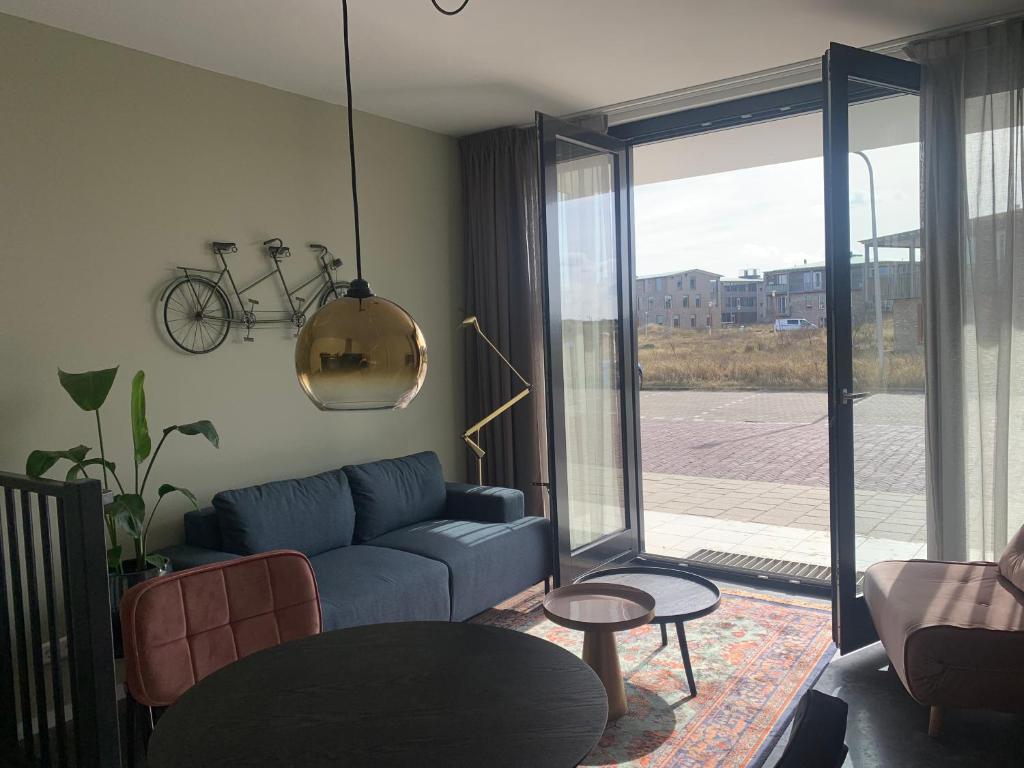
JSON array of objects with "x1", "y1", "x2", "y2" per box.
[
  {"x1": 445, "y1": 482, "x2": 524, "y2": 524},
  {"x1": 156, "y1": 544, "x2": 240, "y2": 572}
]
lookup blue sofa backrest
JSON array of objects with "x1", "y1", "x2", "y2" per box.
[
  {"x1": 344, "y1": 451, "x2": 447, "y2": 542},
  {"x1": 212, "y1": 469, "x2": 356, "y2": 557}
]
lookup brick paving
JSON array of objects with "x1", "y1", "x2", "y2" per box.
[{"x1": 640, "y1": 391, "x2": 928, "y2": 568}]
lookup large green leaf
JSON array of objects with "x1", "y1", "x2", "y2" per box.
[
  {"x1": 58, "y1": 367, "x2": 118, "y2": 412},
  {"x1": 131, "y1": 371, "x2": 152, "y2": 463},
  {"x1": 157, "y1": 483, "x2": 200, "y2": 510},
  {"x1": 107, "y1": 544, "x2": 123, "y2": 573},
  {"x1": 26, "y1": 445, "x2": 90, "y2": 477},
  {"x1": 107, "y1": 493, "x2": 146, "y2": 539},
  {"x1": 65, "y1": 457, "x2": 117, "y2": 482},
  {"x1": 145, "y1": 553, "x2": 169, "y2": 571},
  {"x1": 166, "y1": 420, "x2": 220, "y2": 449}
]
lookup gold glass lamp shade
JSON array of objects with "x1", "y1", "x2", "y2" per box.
[{"x1": 295, "y1": 293, "x2": 427, "y2": 411}]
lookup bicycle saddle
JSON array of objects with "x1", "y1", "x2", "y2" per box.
[{"x1": 264, "y1": 237, "x2": 291, "y2": 258}]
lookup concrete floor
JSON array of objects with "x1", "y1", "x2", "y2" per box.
[{"x1": 762, "y1": 620, "x2": 1024, "y2": 767}]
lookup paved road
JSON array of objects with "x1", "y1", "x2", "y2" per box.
[{"x1": 640, "y1": 390, "x2": 925, "y2": 495}]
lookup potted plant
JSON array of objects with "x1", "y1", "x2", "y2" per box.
[{"x1": 26, "y1": 366, "x2": 218, "y2": 650}]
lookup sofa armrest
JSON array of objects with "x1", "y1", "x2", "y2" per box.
[
  {"x1": 445, "y1": 482, "x2": 524, "y2": 523},
  {"x1": 157, "y1": 544, "x2": 240, "y2": 572},
  {"x1": 184, "y1": 507, "x2": 223, "y2": 550}
]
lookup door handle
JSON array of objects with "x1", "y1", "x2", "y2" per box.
[{"x1": 841, "y1": 388, "x2": 869, "y2": 405}]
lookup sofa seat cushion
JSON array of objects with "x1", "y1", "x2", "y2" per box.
[
  {"x1": 213, "y1": 470, "x2": 356, "y2": 558},
  {"x1": 863, "y1": 559, "x2": 1024, "y2": 711},
  {"x1": 369, "y1": 517, "x2": 551, "y2": 621},
  {"x1": 308, "y1": 545, "x2": 450, "y2": 631},
  {"x1": 344, "y1": 452, "x2": 447, "y2": 542}
]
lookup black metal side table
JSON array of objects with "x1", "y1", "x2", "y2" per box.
[{"x1": 580, "y1": 564, "x2": 721, "y2": 696}]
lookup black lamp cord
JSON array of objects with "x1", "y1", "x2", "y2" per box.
[
  {"x1": 341, "y1": 0, "x2": 466, "y2": 298},
  {"x1": 341, "y1": 0, "x2": 371, "y2": 299},
  {"x1": 431, "y1": 0, "x2": 469, "y2": 15}
]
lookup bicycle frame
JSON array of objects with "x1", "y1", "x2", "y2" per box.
[{"x1": 166, "y1": 246, "x2": 340, "y2": 326}]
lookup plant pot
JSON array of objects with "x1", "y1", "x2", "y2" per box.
[{"x1": 109, "y1": 560, "x2": 168, "y2": 658}]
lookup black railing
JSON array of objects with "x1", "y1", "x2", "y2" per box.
[{"x1": 0, "y1": 472, "x2": 121, "y2": 767}]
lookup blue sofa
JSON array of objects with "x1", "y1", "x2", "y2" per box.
[{"x1": 158, "y1": 452, "x2": 552, "y2": 629}]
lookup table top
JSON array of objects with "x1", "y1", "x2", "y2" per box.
[
  {"x1": 543, "y1": 583, "x2": 656, "y2": 632},
  {"x1": 147, "y1": 622, "x2": 608, "y2": 768},
  {"x1": 580, "y1": 565, "x2": 721, "y2": 623}
]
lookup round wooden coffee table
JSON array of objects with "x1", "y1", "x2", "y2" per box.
[
  {"x1": 580, "y1": 565, "x2": 720, "y2": 696},
  {"x1": 543, "y1": 583, "x2": 656, "y2": 720}
]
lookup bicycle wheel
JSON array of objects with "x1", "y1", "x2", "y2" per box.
[
  {"x1": 317, "y1": 281, "x2": 350, "y2": 308},
  {"x1": 162, "y1": 276, "x2": 232, "y2": 354}
]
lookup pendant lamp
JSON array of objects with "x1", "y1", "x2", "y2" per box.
[{"x1": 295, "y1": 0, "x2": 428, "y2": 410}]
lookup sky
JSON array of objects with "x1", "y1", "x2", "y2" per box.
[{"x1": 633, "y1": 142, "x2": 922, "y2": 279}]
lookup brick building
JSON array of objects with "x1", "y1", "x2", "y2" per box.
[
  {"x1": 635, "y1": 268, "x2": 721, "y2": 329},
  {"x1": 765, "y1": 262, "x2": 827, "y2": 327},
  {"x1": 720, "y1": 269, "x2": 766, "y2": 324}
]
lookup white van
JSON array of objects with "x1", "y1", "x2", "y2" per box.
[{"x1": 774, "y1": 318, "x2": 817, "y2": 332}]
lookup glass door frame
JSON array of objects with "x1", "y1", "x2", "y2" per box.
[
  {"x1": 538, "y1": 113, "x2": 643, "y2": 586},
  {"x1": 608, "y1": 79, "x2": 898, "y2": 596},
  {"x1": 822, "y1": 42, "x2": 921, "y2": 652}
]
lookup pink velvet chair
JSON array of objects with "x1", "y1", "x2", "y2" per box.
[{"x1": 119, "y1": 550, "x2": 321, "y2": 763}]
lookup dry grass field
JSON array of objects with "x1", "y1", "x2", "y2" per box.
[{"x1": 637, "y1": 322, "x2": 924, "y2": 391}]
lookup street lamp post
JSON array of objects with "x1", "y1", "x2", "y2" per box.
[{"x1": 853, "y1": 150, "x2": 886, "y2": 388}]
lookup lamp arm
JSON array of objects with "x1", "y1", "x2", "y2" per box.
[
  {"x1": 462, "y1": 387, "x2": 531, "y2": 439},
  {"x1": 472, "y1": 325, "x2": 531, "y2": 389}
]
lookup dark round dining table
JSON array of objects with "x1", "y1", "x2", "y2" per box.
[{"x1": 147, "y1": 621, "x2": 608, "y2": 768}]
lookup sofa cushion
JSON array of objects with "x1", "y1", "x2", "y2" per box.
[
  {"x1": 344, "y1": 451, "x2": 447, "y2": 542},
  {"x1": 998, "y1": 525, "x2": 1024, "y2": 593},
  {"x1": 308, "y1": 545, "x2": 450, "y2": 630},
  {"x1": 863, "y1": 559, "x2": 1024, "y2": 711},
  {"x1": 369, "y1": 517, "x2": 551, "y2": 621},
  {"x1": 213, "y1": 470, "x2": 356, "y2": 558}
]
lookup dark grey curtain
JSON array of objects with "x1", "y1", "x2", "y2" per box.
[{"x1": 459, "y1": 127, "x2": 548, "y2": 516}]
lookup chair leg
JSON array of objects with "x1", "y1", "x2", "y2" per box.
[
  {"x1": 676, "y1": 622, "x2": 697, "y2": 696},
  {"x1": 660, "y1": 622, "x2": 668, "y2": 647},
  {"x1": 143, "y1": 706, "x2": 156, "y2": 749},
  {"x1": 928, "y1": 706, "x2": 943, "y2": 738},
  {"x1": 124, "y1": 696, "x2": 136, "y2": 768}
]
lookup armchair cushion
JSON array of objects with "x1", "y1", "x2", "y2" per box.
[
  {"x1": 445, "y1": 483, "x2": 525, "y2": 523},
  {"x1": 998, "y1": 525, "x2": 1024, "y2": 593},
  {"x1": 213, "y1": 470, "x2": 356, "y2": 557},
  {"x1": 864, "y1": 559, "x2": 1024, "y2": 712},
  {"x1": 344, "y1": 451, "x2": 446, "y2": 542}
]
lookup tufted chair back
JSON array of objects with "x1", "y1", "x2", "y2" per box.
[{"x1": 120, "y1": 550, "x2": 321, "y2": 708}]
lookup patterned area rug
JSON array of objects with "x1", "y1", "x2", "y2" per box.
[{"x1": 472, "y1": 584, "x2": 834, "y2": 767}]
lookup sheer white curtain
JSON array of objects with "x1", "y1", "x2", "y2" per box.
[
  {"x1": 909, "y1": 20, "x2": 1024, "y2": 560},
  {"x1": 556, "y1": 149, "x2": 625, "y2": 549}
]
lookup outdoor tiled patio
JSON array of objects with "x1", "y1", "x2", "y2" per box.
[{"x1": 640, "y1": 391, "x2": 927, "y2": 572}]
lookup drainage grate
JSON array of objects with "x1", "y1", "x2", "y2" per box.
[{"x1": 685, "y1": 548, "x2": 866, "y2": 589}]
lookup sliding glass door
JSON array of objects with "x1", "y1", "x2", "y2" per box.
[
  {"x1": 538, "y1": 113, "x2": 641, "y2": 585},
  {"x1": 823, "y1": 43, "x2": 922, "y2": 652}
]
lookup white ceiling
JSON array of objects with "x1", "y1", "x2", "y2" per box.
[{"x1": 1, "y1": 0, "x2": 1020, "y2": 136}]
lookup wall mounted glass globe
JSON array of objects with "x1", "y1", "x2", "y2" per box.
[{"x1": 295, "y1": 294, "x2": 427, "y2": 410}]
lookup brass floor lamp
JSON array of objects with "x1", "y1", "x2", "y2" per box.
[{"x1": 461, "y1": 316, "x2": 531, "y2": 485}]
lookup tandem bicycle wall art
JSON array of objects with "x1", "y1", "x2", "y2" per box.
[{"x1": 160, "y1": 239, "x2": 349, "y2": 354}]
